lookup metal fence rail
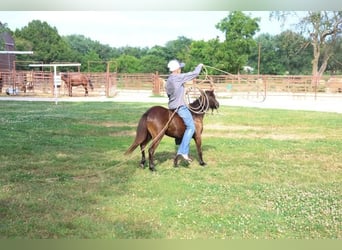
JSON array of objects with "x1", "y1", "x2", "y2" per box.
[{"x1": 1, "y1": 70, "x2": 341, "y2": 98}]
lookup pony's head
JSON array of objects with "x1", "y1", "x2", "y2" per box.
[
  {"x1": 205, "y1": 90, "x2": 220, "y2": 111},
  {"x1": 188, "y1": 89, "x2": 219, "y2": 114}
]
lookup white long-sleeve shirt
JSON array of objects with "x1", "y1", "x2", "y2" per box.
[{"x1": 165, "y1": 64, "x2": 203, "y2": 109}]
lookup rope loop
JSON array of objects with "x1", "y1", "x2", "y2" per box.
[
  {"x1": 184, "y1": 86, "x2": 209, "y2": 114},
  {"x1": 183, "y1": 64, "x2": 216, "y2": 114}
]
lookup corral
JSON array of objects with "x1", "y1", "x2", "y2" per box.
[{"x1": 1, "y1": 69, "x2": 342, "y2": 98}]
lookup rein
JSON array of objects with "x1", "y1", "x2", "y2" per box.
[{"x1": 148, "y1": 107, "x2": 178, "y2": 148}]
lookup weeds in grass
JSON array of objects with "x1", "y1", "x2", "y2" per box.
[{"x1": 0, "y1": 101, "x2": 341, "y2": 239}]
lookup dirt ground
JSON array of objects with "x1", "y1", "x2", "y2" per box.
[{"x1": 0, "y1": 90, "x2": 341, "y2": 114}]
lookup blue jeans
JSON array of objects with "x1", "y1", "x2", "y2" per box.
[{"x1": 177, "y1": 106, "x2": 195, "y2": 155}]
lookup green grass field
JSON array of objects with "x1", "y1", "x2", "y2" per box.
[{"x1": 0, "y1": 101, "x2": 341, "y2": 239}]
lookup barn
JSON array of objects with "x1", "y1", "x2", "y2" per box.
[{"x1": 0, "y1": 30, "x2": 15, "y2": 72}]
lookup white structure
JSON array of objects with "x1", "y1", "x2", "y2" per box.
[
  {"x1": 29, "y1": 63, "x2": 81, "y2": 104},
  {"x1": 242, "y1": 66, "x2": 254, "y2": 73}
]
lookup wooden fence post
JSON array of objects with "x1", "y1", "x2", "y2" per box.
[{"x1": 152, "y1": 71, "x2": 160, "y2": 95}]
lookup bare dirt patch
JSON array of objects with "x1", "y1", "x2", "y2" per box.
[{"x1": 203, "y1": 124, "x2": 326, "y2": 140}]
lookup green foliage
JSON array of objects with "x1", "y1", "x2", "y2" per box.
[
  {"x1": 13, "y1": 20, "x2": 72, "y2": 63},
  {"x1": 248, "y1": 31, "x2": 313, "y2": 75},
  {"x1": 216, "y1": 11, "x2": 260, "y2": 73},
  {"x1": 140, "y1": 54, "x2": 167, "y2": 73},
  {"x1": 64, "y1": 34, "x2": 117, "y2": 61},
  {"x1": 271, "y1": 11, "x2": 342, "y2": 76},
  {"x1": 165, "y1": 36, "x2": 193, "y2": 62},
  {"x1": 275, "y1": 30, "x2": 312, "y2": 75},
  {"x1": 250, "y1": 33, "x2": 283, "y2": 74},
  {"x1": 116, "y1": 54, "x2": 141, "y2": 73},
  {"x1": 82, "y1": 50, "x2": 105, "y2": 72},
  {"x1": 327, "y1": 36, "x2": 342, "y2": 74},
  {"x1": 4, "y1": 12, "x2": 342, "y2": 75}
]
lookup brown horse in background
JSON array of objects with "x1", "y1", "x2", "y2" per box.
[
  {"x1": 125, "y1": 90, "x2": 219, "y2": 171},
  {"x1": 61, "y1": 73, "x2": 93, "y2": 97}
]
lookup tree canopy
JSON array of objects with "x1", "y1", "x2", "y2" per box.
[
  {"x1": 2, "y1": 12, "x2": 341, "y2": 75},
  {"x1": 216, "y1": 11, "x2": 260, "y2": 73},
  {"x1": 271, "y1": 11, "x2": 342, "y2": 77}
]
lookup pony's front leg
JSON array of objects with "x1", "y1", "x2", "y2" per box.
[
  {"x1": 84, "y1": 87, "x2": 88, "y2": 96},
  {"x1": 194, "y1": 135, "x2": 206, "y2": 166}
]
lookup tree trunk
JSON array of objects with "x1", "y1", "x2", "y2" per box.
[
  {"x1": 311, "y1": 36, "x2": 320, "y2": 85},
  {"x1": 311, "y1": 52, "x2": 319, "y2": 77},
  {"x1": 318, "y1": 55, "x2": 331, "y2": 76}
]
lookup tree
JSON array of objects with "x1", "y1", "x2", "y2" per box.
[
  {"x1": 116, "y1": 54, "x2": 140, "y2": 73},
  {"x1": 271, "y1": 11, "x2": 342, "y2": 77},
  {"x1": 187, "y1": 40, "x2": 210, "y2": 68},
  {"x1": 82, "y1": 50, "x2": 105, "y2": 72},
  {"x1": 148, "y1": 45, "x2": 169, "y2": 59},
  {"x1": 275, "y1": 30, "x2": 312, "y2": 75},
  {"x1": 326, "y1": 36, "x2": 342, "y2": 74},
  {"x1": 187, "y1": 38, "x2": 223, "y2": 74},
  {"x1": 14, "y1": 20, "x2": 72, "y2": 63},
  {"x1": 165, "y1": 36, "x2": 193, "y2": 62},
  {"x1": 249, "y1": 33, "x2": 283, "y2": 75},
  {"x1": 64, "y1": 34, "x2": 92, "y2": 56},
  {"x1": 304, "y1": 11, "x2": 342, "y2": 77},
  {"x1": 216, "y1": 11, "x2": 260, "y2": 73},
  {"x1": 250, "y1": 31, "x2": 312, "y2": 75},
  {"x1": 140, "y1": 54, "x2": 168, "y2": 73},
  {"x1": 117, "y1": 46, "x2": 148, "y2": 59}
]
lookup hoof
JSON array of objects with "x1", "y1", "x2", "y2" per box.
[
  {"x1": 176, "y1": 154, "x2": 192, "y2": 163},
  {"x1": 174, "y1": 154, "x2": 181, "y2": 167},
  {"x1": 149, "y1": 167, "x2": 156, "y2": 172},
  {"x1": 139, "y1": 162, "x2": 145, "y2": 169},
  {"x1": 199, "y1": 161, "x2": 206, "y2": 166},
  {"x1": 174, "y1": 154, "x2": 192, "y2": 168}
]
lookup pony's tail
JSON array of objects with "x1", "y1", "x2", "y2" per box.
[{"x1": 124, "y1": 113, "x2": 148, "y2": 155}]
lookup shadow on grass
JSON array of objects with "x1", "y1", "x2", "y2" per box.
[{"x1": 132, "y1": 141, "x2": 219, "y2": 171}]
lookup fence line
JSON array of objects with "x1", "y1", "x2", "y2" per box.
[{"x1": 1, "y1": 70, "x2": 341, "y2": 97}]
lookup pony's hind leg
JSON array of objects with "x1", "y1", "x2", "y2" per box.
[
  {"x1": 148, "y1": 136, "x2": 164, "y2": 171},
  {"x1": 139, "y1": 135, "x2": 151, "y2": 169},
  {"x1": 139, "y1": 145, "x2": 146, "y2": 168}
]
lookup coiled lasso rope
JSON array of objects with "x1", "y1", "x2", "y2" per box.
[
  {"x1": 183, "y1": 64, "x2": 214, "y2": 114},
  {"x1": 184, "y1": 86, "x2": 210, "y2": 114}
]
